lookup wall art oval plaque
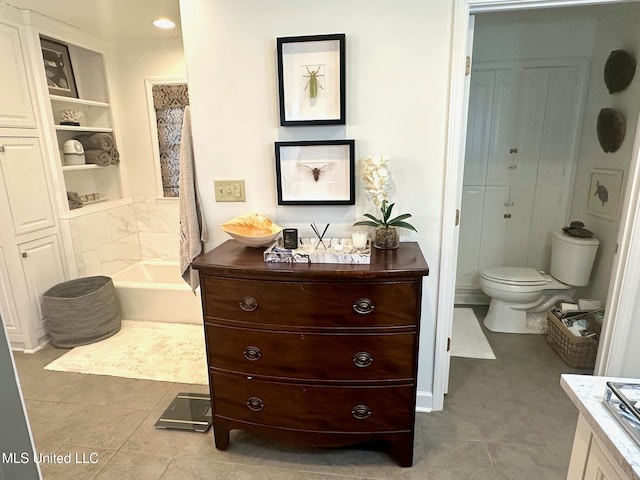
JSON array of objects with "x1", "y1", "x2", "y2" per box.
[
  {"x1": 604, "y1": 50, "x2": 636, "y2": 94},
  {"x1": 597, "y1": 108, "x2": 626, "y2": 153}
]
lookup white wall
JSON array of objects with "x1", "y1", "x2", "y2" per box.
[
  {"x1": 110, "y1": 35, "x2": 187, "y2": 196},
  {"x1": 179, "y1": 0, "x2": 453, "y2": 408},
  {"x1": 109, "y1": 35, "x2": 187, "y2": 262},
  {"x1": 568, "y1": 3, "x2": 640, "y2": 304},
  {"x1": 473, "y1": 8, "x2": 597, "y2": 62}
]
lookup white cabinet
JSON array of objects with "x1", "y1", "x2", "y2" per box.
[
  {"x1": 17, "y1": 235, "x2": 66, "y2": 346},
  {"x1": 0, "y1": 9, "x2": 67, "y2": 351},
  {"x1": 464, "y1": 70, "x2": 494, "y2": 186},
  {"x1": 457, "y1": 186, "x2": 486, "y2": 288},
  {"x1": 583, "y1": 440, "x2": 626, "y2": 480},
  {"x1": 0, "y1": 136, "x2": 55, "y2": 235},
  {"x1": 567, "y1": 414, "x2": 629, "y2": 480},
  {"x1": 39, "y1": 37, "x2": 125, "y2": 214},
  {"x1": 0, "y1": 136, "x2": 65, "y2": 350},
  {"x1": 457, "y1": 61, "x2": 584, "y2": 292},
  {"x1": 479, "y1": 186, "x2": 535, "y2": 272},
  {"x1": 0, "y1": 246, "x2": 21, "y2": 340},
  {"x1": 485, "y1": 68, "x2": 548, "y2": 187},
  {"x1": 0, "y1": 21, "x2": 36, "y2": 129}
]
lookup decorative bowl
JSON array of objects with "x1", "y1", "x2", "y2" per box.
[{"x1": 221, "y1": 213, "x2": 282, "y2": 248}]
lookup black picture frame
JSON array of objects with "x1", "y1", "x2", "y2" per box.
[
  {"x1": 275, "y1": 140, "x2": 355, "y2": 205},
  {"x1": 40, "y1": 37, "x2": 78, "y2": 98},
  {"x1": 276, "y1": 34, "x2": 346, "y2": 126}
]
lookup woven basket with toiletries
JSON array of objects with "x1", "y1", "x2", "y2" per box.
[{"x1": 546, "y1": 309, "x2": 602, "y2": 369}]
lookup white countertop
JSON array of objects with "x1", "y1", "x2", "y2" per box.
[{"x1": 561, "y1": 374, "x2": 640, "y2": 480}]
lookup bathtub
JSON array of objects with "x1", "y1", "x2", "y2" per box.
[{"x1": 111, "y1": 261, "x2": 202, "y2": 324}]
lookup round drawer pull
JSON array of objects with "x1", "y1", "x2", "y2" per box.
[
  {"x1": 239, "y1": 296, "x2": 258, "y2": 312},
  {"x1": 352, "y1": 298, "x2": 375, "y2": 315},
  {"x1": 246, "y1": 397, "x2": 264, "y2": 411},
  {"x1": 352, "y1": 351, "x2": 374, "y2": 368},
  {"x1": 243, "y1": 346, "x2": 262, "y2": 361},
  {"x1": 351, "y1": 404, "x2": 372, "y2": 420}
]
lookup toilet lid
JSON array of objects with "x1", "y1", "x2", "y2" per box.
[{"x1": 481, "y1": 267, "x2": 546, "y2": 286}]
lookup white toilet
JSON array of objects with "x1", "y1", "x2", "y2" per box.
[{"x1": 480, "y1": 230, "x2": 599, "y2": 334}]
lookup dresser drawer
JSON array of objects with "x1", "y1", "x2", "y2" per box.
[
  {"x1": 206, "y1": 324, "x2": 415, "y2": 382},
  {"x1": 211, "y1": 372, "x2": 414, "y2": 433},
  {"x1": 201, "y1": 276, "x2": 420, "y2": 328}
]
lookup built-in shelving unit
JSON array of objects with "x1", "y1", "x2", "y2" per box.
[{"x1": 41, "y1": 36, "x2": 125, "y2": 214}]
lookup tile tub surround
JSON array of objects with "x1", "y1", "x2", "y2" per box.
[
  {"x1": 561, "y1": 374, "x2": 640, "y2": 479},
  {"x1": 70, "y1": 204, "x2": 141, "y2": 277},
  {"x1": 69, "y1": 198, "x2": 180, "y2": 278}
]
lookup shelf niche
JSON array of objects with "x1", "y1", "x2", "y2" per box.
[{"x1": 40, "y1": 35, "x2": 125, "y2": 214}]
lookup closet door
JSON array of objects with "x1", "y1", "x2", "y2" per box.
[
  {"x1": 457, "y1": 186, "x2": 485, "y2": 288},
  {"x1": 527, "y1": 66, "x2": 580, "y2": 271},
  {"x1": 18, "y1": 235, "x2": 65, "y2": 343},
  {"x1": 486, "y1": 70, "x2": 520, "y2": 186},
  {"x1": 478, "y1": 186, "x2": 510, "y2": 272},
  {"x1": 463, "y1": 71, "x2": 495, "y2": 186},
  {"x1": 478, "y1": 186, "x2": 535, "y2": 271},
  {"x1": 0, "y1": 21, "x2": 36, "y2": 129},
  {"x1": 486, "y1": 68, "x2": 549, "y2": 187},
  {"x1": 0, "y1": 137, "x2": 55, "y2": 235},
  {"x1": 537, "y1": 66, "x2": 579, "y2": 188},
  {"x1": 504, "y1": 186, "x2": 535, "y2": 266}
]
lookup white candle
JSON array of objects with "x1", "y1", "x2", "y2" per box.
[{"x1": 352, "y1": 232, "x2": 368, "y2": 250}]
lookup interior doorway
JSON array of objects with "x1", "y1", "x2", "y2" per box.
[{"x1": 434, "y1": 0, "x2": 640, "y2": 411}]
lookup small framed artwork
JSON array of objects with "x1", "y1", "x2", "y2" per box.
[
  {"x1": 275, "y1": 140, "x2": 355, "y2": 205},
  {"x1": 276, "y1": 33, "x2": 346, "y2": 126},
  {"x1": 587, "y1": 168, "x2": 624, "y2": 220},
  {"x1": 40, "y1": 37, "x2": 78, "y2": 98}
]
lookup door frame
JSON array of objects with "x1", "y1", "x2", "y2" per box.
[{"x1": 434, "y1": 0, "x2": 640, "y2": 411}]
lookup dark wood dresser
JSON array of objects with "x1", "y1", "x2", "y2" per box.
[{"x1": 192, "y1": 240, "x2": 429, "y2": 467}]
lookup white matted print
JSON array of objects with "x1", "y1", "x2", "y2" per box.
[
  {"x1": 277, "y1": 34, "x2": 345, "y2": 126},
  {"x1": 275, "y1": 140, "x2": 354, "y2": 205},
  {"x1": 587, "y1": 168, "x2": 624, "y2": 220}
]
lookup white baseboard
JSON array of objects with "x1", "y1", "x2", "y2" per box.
[
  {"x1": 415, "y1": 390, "x2": 434, "y2": 412},
  {"x1": 455, "y1": 287, "x2": 489, "y2": 305}
]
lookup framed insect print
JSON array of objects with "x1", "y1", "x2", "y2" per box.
[
  {"x1": 275, "y1": 140, "x2": 354, "y2": 205},
  {"x1": 587, "y1": 168, "x2": 624, "y2": 220},
  {"x1": 276, "y1": 33, "x2": 346, "y2": 126}
]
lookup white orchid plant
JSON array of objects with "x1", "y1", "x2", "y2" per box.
[{"x1": 353, "y1": 154, "x2": 417, "y2": 232}]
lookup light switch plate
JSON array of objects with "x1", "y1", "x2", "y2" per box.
[{"x1": 214, "y1": 180, "x2": 245, "y2": 202}]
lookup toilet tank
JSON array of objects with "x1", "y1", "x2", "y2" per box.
[{"x1": 550, "y1": 230, "x2": 599, "y2": 286}]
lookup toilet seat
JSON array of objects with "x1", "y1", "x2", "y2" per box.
[{"x1": 480, "y1": 267, "x2": 547, "y2": 286}]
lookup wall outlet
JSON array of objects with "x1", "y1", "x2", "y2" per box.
[{"x1": 214, "y1": 179, "x2": 245, "y2": 202}]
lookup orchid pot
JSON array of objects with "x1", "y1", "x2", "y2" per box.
[
  {"x1": 353, "y1": 155, "x2": 417, "y2": 250},
  {"x1": 374, "y1": 227, "x2": 399, "y2": 249}
]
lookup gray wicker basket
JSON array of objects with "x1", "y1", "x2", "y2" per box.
[{"x1": 42, "y1": 276, "x2": 121, "y2": 348}]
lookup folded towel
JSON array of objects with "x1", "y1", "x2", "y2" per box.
[
  {"x1": 109, "y1": 149, "x2": 120, "y2": 165},
  {"x1": 84, "y1": 149, "x2": 111, "y2": 166},
  {"x1": 75, "y1": 133, "x2": 114, "y2": 152},
  {"x1": 67, "y1": 191, "x2": 82, "y2": 210}
]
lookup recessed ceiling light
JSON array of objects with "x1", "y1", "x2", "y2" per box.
[{"x1": 153, "y1": 18, "x2": 176, "y2": 29}]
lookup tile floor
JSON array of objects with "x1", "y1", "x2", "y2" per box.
[{"x1": 13, "y1": 305, "x2": 591, "y2": 479}]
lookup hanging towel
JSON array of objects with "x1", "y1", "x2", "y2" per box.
[
  {"x1": 75, "y1": 133, "x2": 115, "y2": 152},
  {"x1": 179, "y1": 106, "x2": 207, "y2": 291}
]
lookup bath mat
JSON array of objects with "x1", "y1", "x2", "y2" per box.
[
  {"x1": 44, "y1": 320, "x2": 208, "y2": 385},
  {"x1": 451, "y1": 308, "x2": 496, "y2": 359}
]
